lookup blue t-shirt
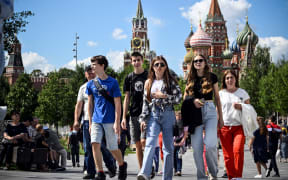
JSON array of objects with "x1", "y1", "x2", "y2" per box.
[{"x1": 86, "y1": 76, "x2": 121, "y2": 123}]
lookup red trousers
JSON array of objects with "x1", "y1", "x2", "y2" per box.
[
  {"x1": 219, "y1": 126, "x2": 245, "y2": 180},
  {"x1": 159, "y1": 132, "x2": 163, "y2": 160}
]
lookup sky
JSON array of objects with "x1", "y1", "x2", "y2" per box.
[{"x1": 10, "y1": 0, "x2": 288, "y2": 76}]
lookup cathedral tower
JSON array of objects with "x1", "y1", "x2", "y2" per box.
[
  {"x1": 4, "y1": 38, "x2": 24, "y2": 85},
  {"x1": 205, "y1": 0, "x2": 228, "y2": 67}
]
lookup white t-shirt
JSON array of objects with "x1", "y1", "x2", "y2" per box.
[
  {"x1": 219, "y1": 88, "x2": 250, "y2": 126},
  {"x1": 77, "y1": 82, "x2": 89, "y2": 121},
  {"x1": 151, "y1": 79, "x2": 164, "y2": 94}
]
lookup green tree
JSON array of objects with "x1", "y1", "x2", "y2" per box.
[
  {"x1": 0, "y1": 76, "x2": 10, "y2": 106},
  {"x1": 3, "y1": 11, "x2": 34, "y2": 53},
  {"x1": 31, "y1": 69, "x2": 45, "y2": 77},
  {"x1": 240, "y1": 46, "x2": 272, "y2": 116},
  {"x1": 57, "y1": 68, "x2": 75, "y2": 78},
  {"x1": 36, "y1": 72, "x2": 74, "y2": 133},
  {"x1": 6, "y1": 73, "x2": 37, "y2": 120}
]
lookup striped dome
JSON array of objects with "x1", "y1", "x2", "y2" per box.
[
  {"x1": 230, "y1": 40, "x2": 240, "y2": 52},
  {"x1": 190, "y1": 23, "x2": 212, "y2": 47},
  {"x1": 184, "y1": 30, "x2": 193, "y2": 49},
  {"x1": 236, "y1": 19, "x2": 258, "y2": 47}
]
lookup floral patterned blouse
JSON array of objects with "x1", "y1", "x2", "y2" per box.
[{"x1": 139, "y1": 79, "x2": 182, "y2": 122}]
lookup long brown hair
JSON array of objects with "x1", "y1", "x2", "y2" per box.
[
  {"x1": 257, "y1": 116, "x2": 268, "y2": 135},
  {"x1": 185, "y1": 54, "x2": 212, "y2": 96},
  {"x1": 221, "y1": 70, "x2": 239, "y2": 89},
  {"x1": 146, "y1": 56, "x2": 177, "y2": 102}
]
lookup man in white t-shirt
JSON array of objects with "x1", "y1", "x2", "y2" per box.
[{"x1": 74, "y1": 65, "x2": 116, "y2": 179}]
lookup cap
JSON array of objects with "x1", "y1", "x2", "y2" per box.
[{"x1": 85, "y1": 65, "x2": 92, "y2": 72}]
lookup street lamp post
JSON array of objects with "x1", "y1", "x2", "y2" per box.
[{"x1": 73, "y1": 33, "x2": 80, "y2": 68}]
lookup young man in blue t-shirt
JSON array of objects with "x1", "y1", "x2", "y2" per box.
[{"x1": 86, "y1": 55, "x2": 127, "y2": 180}]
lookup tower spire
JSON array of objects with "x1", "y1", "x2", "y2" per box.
[
  {"x1": 208, "y1": 0, "x2": 223, "y2": 18},
  {"x1": 136, "y1": 0, "x2": 144, "y2": 18}
]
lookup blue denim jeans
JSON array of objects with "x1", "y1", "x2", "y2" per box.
[
  {"x1": 154, "y1": 146, "x2": 160, "y2": 172},
  {"x1": 83, "y1": 121, "x2": 116, "y2": 176},
  {"x1": 174, "y1": 146, "x2": 182, "y2": 172},
  {"x1": 83, "y1": 121, "x2": 96, "y2": 175},
  {"x1": 190, "y1": 102, "x2": 218, "y2": 180},
  {"x1": 139, "y1": 106, "x2": 175, "y2": 180}
]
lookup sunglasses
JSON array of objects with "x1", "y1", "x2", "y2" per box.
[
  {"x1": 154, "y1": 62, "x2": 166, "y2": 68},
  {"x1": 193, "y1": 59, "x2": 204, "y2": 63}
]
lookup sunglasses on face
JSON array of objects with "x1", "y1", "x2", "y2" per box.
[
  {"x1": 193, "y1": 59, "x2": 205, "y2": 63},
  {"x1": 153, "y1": 62, "x2": 166, "y2": 68}
]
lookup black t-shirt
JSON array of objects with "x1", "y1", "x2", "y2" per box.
[
  {"x1": 69, "y1": 131, "x2": 80, "y2": 146},
  {"x1": 4, "y1": 123, "x2": 27, "y2": 144},
  {"x1": 193, "y1": 72, "x2": 218, "y2": 100},
  {"x1": 253, "y1": 129, "x2": 267, "y2": 149},
  {"x1": 4, "y1": 123, "x2": 27, "y2": 137},
  {"x1": 123, "y1": 70, "x2": 148, "y2": 116}
]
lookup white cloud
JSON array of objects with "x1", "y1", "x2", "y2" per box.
[
  {"x1": 179, "y1": 7, "x2": 185, "y2": 11},
  {"x1": 112, "y1": 28, "x2": 127, "y2": 40},
  {"x1": 258, "y1": 36, "x2": 288, "y2": 63},
  {"x1": 106, "y1": 50, "x2": 124, "y2": 71},
  {"x1": 22, "y1": 52, "x2": 55, "y2": 74},
  {"x1": 87, "y1": 41, "x2": 98, "y2": 47},
  {"x1": 64, "y1": 50, "x2": 124, "y2": 72},
  {"x1": 63, "y1": 57, "x2": 92, "y2": 70},
  {"x1": 180, "y1": 0, "x2": 251, "y2": 42},
  {"x1": 149, "y1": 17, "x2": 163, "y2": 26}
]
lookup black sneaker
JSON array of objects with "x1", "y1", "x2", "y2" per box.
[
  {"x1": 83, "y1": 174, "x2": 95, "y2": 179},
  {"x1": 272, "y1": 173, "x2": 280, "y2": 177},
  {"x1": 221, "y1": 172, "x2": 228, "y2": 178},
  {"x1": 150, "y1": 166, "x2": 155, "y2": 179},
  {"x1": 118, "y1": 162, "x2": 127, "y2": 180},
  {"x1": 107, "y1": 167, "x2": 117, "y2": 178},
  {"x1": 95, "y1": 172, "x2": 106, "y2": 180},
  {"x1": 265, "y1": 169, "x2": 271, "y2": 177},
  {"x1": 56, "y1": 167, "x2": 66, "y2": 171}
]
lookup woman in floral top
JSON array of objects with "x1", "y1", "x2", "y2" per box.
[{"x1": 137, "y1": 56, "x2": 182, "y2": 180}]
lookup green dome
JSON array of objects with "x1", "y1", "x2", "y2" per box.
[
  {"x1": 236, "y1": 19, "x2": 258, "y2": 47},
  {"x1": 221, "y1": 48, "x2": 233, "y2": 59},
  {"x1": 184, "y1": 49, "x2": 194, "y2": 63}
]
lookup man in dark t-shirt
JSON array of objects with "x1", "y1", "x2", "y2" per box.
[{"x1": 121, "y1": 51, "x2": 148, "y2": 169}]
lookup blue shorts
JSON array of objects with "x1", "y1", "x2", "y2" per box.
[{"x1": 91, "y1": 123, "x2": 118, "y2": 151}]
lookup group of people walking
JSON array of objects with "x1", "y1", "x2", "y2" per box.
[{"x1": 72, "y1": 52, "x2": 283, "y2": 180}]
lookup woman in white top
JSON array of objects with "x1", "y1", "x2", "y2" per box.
[
  {"x1": 219, "y1": 70, "x2": 250, "y2": 180},
  {"x1": 137, "y1": 56, "x2": 182, "y2": 180}
]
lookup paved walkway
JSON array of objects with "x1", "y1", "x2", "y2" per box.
[{"x1": 0, "y1": 145, "x2": 288, "y2": 179}]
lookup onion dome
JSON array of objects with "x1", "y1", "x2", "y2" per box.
[
  {"x1": 184, "y1": 48, "x2": 194, "y2": 63},
  {"x1": 190, "y1": 23, "x2": 212, "y2": 47},
  {"x1": 221, "y1": 49, "x2": 233, "y2": 59},
  {"x1": 184, "y1": 27, "x2": 194, "y2": 49},
  {"x1": 124, "y1": 50, "x2": 130, "y2": 59},
  {"x1": 230, "y1": 40, "x2": 240, "y2": 53},
  {"x1": 236, "y1": 16, "x2": 258, "y2": 47}
]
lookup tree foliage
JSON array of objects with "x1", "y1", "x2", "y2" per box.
[
  {"x1": 3, "y1": 11, "x2": 34, "y2": 53},
  {"x1": 31, "y1": 69, "x2": 45, "y2": 77},
  {"x1": 6, "y1": 73, "x2": 37, "y2": 120},
  {"x1": 36, "y1": 72, "x2": 75, "y2": 132},
  {"x1": 258, "y1": 60, "x2": 288, "y2": 116},
  {"x1": 0, "y1": 76, "x2": 10, "y2": 106},
  {"x1": 240, "y1": 46, "x2": 272, "y2": 116}
]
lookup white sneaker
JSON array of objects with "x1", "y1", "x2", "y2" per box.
[{"x1": 254, "y1": 174, "x2": 263, "y2": 178}]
